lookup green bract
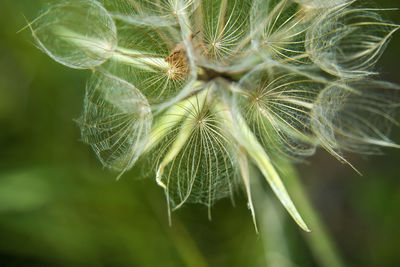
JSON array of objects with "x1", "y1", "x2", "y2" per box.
[{"x1": 29, "y1": 0, "x2": 399, "y2": 231}]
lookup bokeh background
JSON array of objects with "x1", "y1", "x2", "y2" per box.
[{"x1": 1, "y1": 1, "x2": 399, "y2": 266}]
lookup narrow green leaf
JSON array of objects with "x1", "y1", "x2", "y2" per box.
[{"x1": 217, "y1": 99, "x2": 310, "y2": 232}]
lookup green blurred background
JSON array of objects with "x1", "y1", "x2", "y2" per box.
[{"x1": 0, "y1": 1, "x2": 399, "y2": 266}]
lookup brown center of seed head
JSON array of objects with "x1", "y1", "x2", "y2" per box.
[
  {"x1": 165, "y1": 48, "x2": 189, "y2": 80},
  {"x1": 164, "y1": 32, "x2": 203, "y2": 80},
  {"x1": 164, "y1": 32, "x2": 238, "y2": 83},
  {"x1": 165, "y1": 37, "x2": 192, "y2": 81}
]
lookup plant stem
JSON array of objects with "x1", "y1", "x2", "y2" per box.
[
  {"x1": 280, "y1": 162, "x2": 345, "y2": 267},
  {"x1": 251, "y1": 167, "x2": 294, "y2": 267}
]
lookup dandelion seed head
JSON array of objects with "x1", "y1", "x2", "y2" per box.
[{"x1": 29, "y1": 0, "x2": 399, "y2": 230}]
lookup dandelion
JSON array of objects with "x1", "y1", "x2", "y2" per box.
[{"x1": 27, "y1": 0, "x2": 399, "y2": 231}]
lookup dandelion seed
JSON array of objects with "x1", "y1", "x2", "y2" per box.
[
  {"x1": 29, "y1": 0, "x2": 117, "y2": 69},
  {"x1": 29, "y1": 0, "x2": 399, "y2": 231},
  {"x1": 78, "y1": 71, "x2": 152, "y2": 174},
  {"x1": 306, "y1": 3, "x2": 400, "y2": 77}
]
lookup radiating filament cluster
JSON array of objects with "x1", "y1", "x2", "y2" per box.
[{"x1": 28, "y1": 0, "x2": 399, "y2": 230}]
